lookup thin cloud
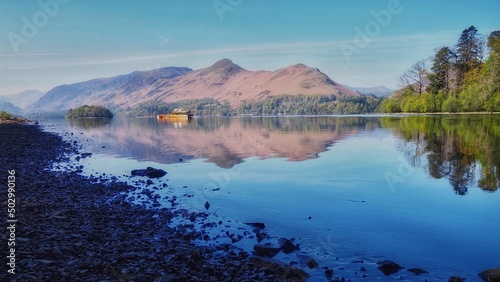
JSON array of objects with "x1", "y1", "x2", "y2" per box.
[{"x1": 0, "y1": 31, "x2": 459, "y2": 74}]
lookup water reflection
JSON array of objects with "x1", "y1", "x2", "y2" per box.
[
  {"x1": 66, "y1": 115, "x2": 500, "y2": 193},
  {"x1": 68, "y1": 118, "x2": 112, "y2": 129},
  {"x1": 381, "y1": 115, "x2": 500, "y2": 193}
]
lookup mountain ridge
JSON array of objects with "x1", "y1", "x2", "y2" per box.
[
  {"x1": 346, "y1": 85, "x2": 394, "y2": 97},
  {"x1": 26, "y1": 59, "x2": 360, "y2": 114},
  {"x1": 0, "y1": 90, "x2": 44, "y2": 114}
]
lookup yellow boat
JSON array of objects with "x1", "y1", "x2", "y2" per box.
[{"x1": 157, "y1": 109, "x2": 193, "y2": 120}]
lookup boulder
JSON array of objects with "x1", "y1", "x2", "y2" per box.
[
  {"x1": 249, "y1": 256, "x2": 310, "y2": 280},
  {"x1": 81, "y1": 152, "x2": 92, "y2": 158},
  {"x1": 299, "y1": 255, "x2": 319, "y2": 269},
  {"x1": 278, "y1": 238, "x2": 300, "y2": 254},
  {"x1": 449, "y1": 276, "x2": 466, "y2": 282},
  {"x1": 245, "y1": 222, "x2": 265, "y2": 230},
  {"x1": 253, "y1": 244, "x2": 281, "y2": 258},
  {"x1": 324, "y1": 268, "x2": 334, "y2": 279},
  {"x1": 377, "y1": 260, "x2": 403, "y2": 276},
  {"x1": 479, "y1": 268, "x2": 500, "y2": 282},
  {"x1": 131, "y1": 167, "x2": 167, "y2": 178}
]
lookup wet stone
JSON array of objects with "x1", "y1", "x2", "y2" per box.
[
  {"x1": 131, "y1": 167, "x2": 167, "y2": 178},
  {"x1": 299, "y1": 255, "x2": 319, "y2": 269},
  {"x1": 408, "y1": 267, "x2": 429, "y2": 275},
  {"x1": 478, "y1": 268, "x2": 500, "y2": 282},
  {"x1": 377, "y1": 260, "x2": 403, "y2": 276},
  {"x1": 278, "y1": 238, "x2": 300, "y2": 254},
  {"x1": 253, "y1": 244, "x2": 281, "y2": 258}
]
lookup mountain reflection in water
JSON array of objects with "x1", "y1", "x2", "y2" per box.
[{"x1": 67, "y1": 115, "x2": 500, "y2": 193}]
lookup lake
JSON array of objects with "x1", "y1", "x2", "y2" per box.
[{"x1": 42, "y1": 115, "x2": 500, "y2": 281}]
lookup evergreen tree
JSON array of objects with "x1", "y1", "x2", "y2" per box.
[
  {"x1": 455, "y1": 26, "x2": 482, "y2": 87},
  {"x1": 428, "y1": 47, "x2": 456, "y2": 94}
]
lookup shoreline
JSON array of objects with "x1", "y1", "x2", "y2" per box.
[
  {"x1": 0, "y1": 124, "x2": 311, "y2": 281},
  {"x1": 2, "y1": 122, "x2": 495, "y2": 281}
]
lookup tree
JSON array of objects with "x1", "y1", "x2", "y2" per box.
[
  {"x1": 398, "y1": 59, "x2": 428, "y2": 94},
  {"x1": 66, "y1": 105, "x2": 113, "y2": 119},
  {"x1": 484, "y1": 30, "x2": 500, "y2": 96},
  {"x1": 488, "y1": 30, "x2": 500, "y2": 54},
  {"x1": 455, "y1": 26, "x2": 483, "y2": 87},
  {"x1": 428, "y1": 46, "x2": 456, "y2": 94},
  {"x1": 0, "y1": 110, "x2": 13, "y2": 119}
]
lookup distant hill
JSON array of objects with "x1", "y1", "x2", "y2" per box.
[
  {"x1": 27, "y1": 67, "x2": 192, "y2": 113},
  {"x1": 0, "y1": 90, "x2": 44, "y2": 114},
  {"x1": 2, "y1": 90, "x2": 45, "y2": 109},
  {"x1": 0, "y1": 98, "x2": 22, "y2": 115},
  {"x1": 26, "y1": 59, "x2": 359, "y2": 114},
  {"x1": 347, "y1": 86, "x2": 393, "y2": 97}
]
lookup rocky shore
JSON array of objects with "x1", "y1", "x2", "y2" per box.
[{"x1": 0, "y1": 124, "x2": 309, "y2": 281}]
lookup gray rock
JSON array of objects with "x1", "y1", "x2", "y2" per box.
[
  {"x1": 377, "y1": 260, "x2": 403, "y2": 276},
  {"x1": 479, "y1": 268, "x2": 500, "y2": 282},
  {"x1": 299, "y1": 255, "x2": 319, "y2": 269},
  {"x1": 408, "y1": 268, "x2": 429, "y2": 275},
  {"x1": 246, "y1": 222, "x2": 265, "y2": 230},
  {"x1": 278, "y1": 238, "x2": 300, "y2": 254},
  {"x1": 131, "y1": 167, "x2": 167, "y2": 178},
  {"x1": 324, "y1": 268, "x2": 334, "y2": 279},
  {"x1": 253, "y1": 244, "x2": 281, "y2": 258},
  {"x1": 449, "y1": 276, "x2": 466, "y2": 282}
]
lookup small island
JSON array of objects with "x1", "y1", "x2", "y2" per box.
[{"x1": 66, "y1": 105, "x2": 113, "y2": 119}]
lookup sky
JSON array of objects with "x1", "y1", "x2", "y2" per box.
[{"x1": 1, "y1": 0, "x2": 499, "y2": 95}]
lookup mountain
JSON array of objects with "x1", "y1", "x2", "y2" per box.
[
  {"x1": 0, "y1": 90, "x2": 45, "y2": 114},
  {"x1": 27, "y1": 59, "x2": 359, "y2": 113},
  {"x1": 1, "y1": 90, "x2": 45, "y2": 109},
  {"x1": 27, "y1": 67, "x2": 192, "y2": 113},
  {"x1": 347, "y1": 86, "x2": 393, "y2": 97},
  {"x1": 0, "y1": 98, "x2": 22, "y2": 115}
]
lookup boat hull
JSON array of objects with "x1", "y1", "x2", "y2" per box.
[{"x1": 157, "y1": 114, "x2": 193, "y2": 120}]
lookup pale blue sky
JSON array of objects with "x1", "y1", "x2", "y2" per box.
[{"x1": 1, "y1": 0, "x2": 499, "y2": 95}]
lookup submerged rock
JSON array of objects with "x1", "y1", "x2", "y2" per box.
[
  {"x1": 377, "y1": 260, "x2": 403, "y2": 276},
  {"x1": 449, "y1": 276, "x2": 466, "y2": 282},
  {"x1": 408, "y1": 268, "x2": 429, "y2": 275},
  {"x1": 479, "y1": 268, "x2": 500, "y2": 281},
  {"x1": 245, "y1": 222, "x2": 266, "y2": 230},
  {"x1": 131, "y1": 167, "x2": 167, "y2": 178}
]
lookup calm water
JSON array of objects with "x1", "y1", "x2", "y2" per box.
[{"x1": 43, "y1": 115, "x2": 500, "y2": 281}]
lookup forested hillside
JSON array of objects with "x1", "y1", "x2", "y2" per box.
[
  {"x1": 380, "y1": 26, "x2": 500, "y2": 113},
  {"x1": 116, "y1": 94, "x2": 383, "y2": 117}
]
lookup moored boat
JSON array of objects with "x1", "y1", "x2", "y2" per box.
[{"x1": 157, "y1": 109, "x2": 193, "y2": 120}]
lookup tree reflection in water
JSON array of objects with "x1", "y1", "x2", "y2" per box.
[{"x1": 382, "y1": 115, "x2": 500, "y2": 194}]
